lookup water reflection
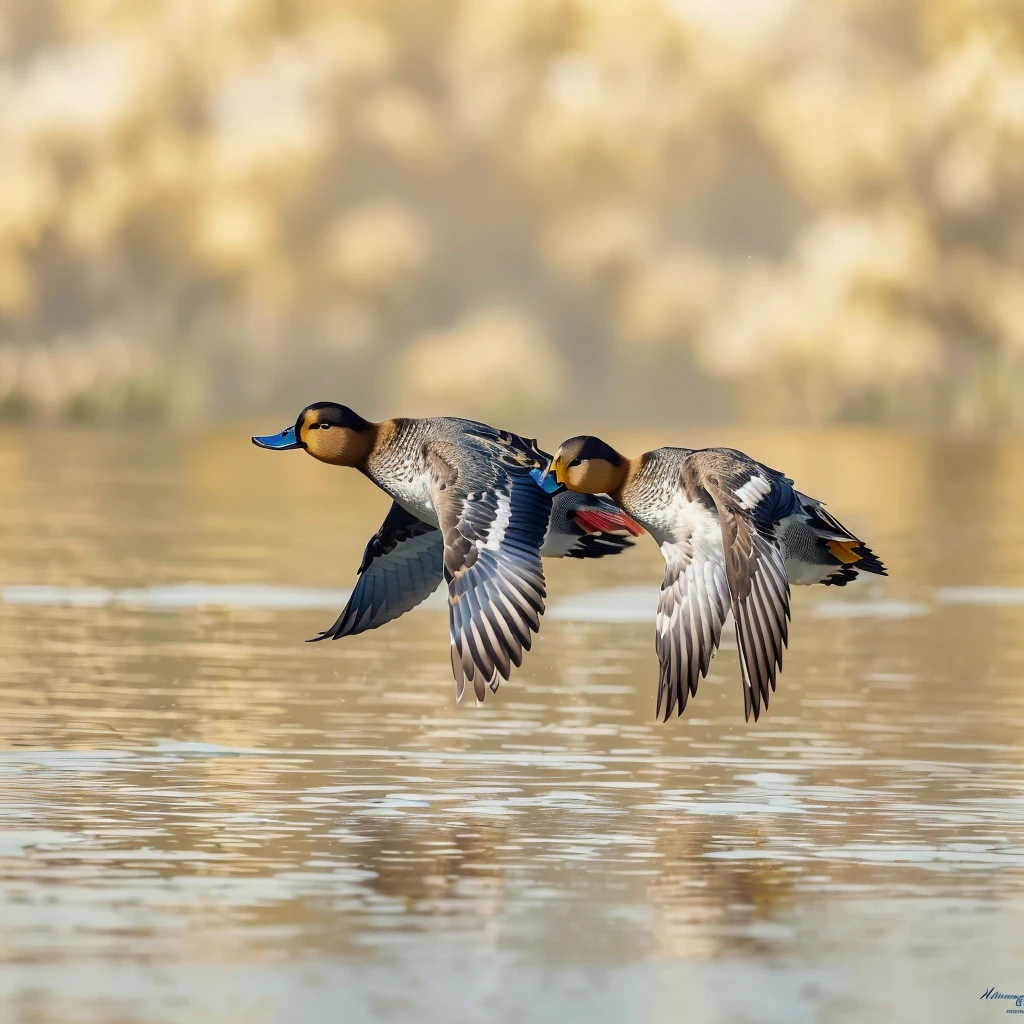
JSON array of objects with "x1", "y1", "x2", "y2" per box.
[{"x1": 1, "y1": 427, "x2": 1023, "y2": 1023}]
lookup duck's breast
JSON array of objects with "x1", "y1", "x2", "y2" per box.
[
  {"x1": 389, "y1": 470, "x2": 438, "y2": 527},
  {"x1": 366, "y1": 428, "x2": 439, "y2": 527}
]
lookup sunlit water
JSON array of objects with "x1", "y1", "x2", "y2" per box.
[{"x1": 1, "y1": 426, "x2": 1023, "y2": 1024}]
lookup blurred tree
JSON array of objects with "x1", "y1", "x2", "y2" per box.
[{"x1": 0, "y1": 0, "x2": 1020, "y2": 426}]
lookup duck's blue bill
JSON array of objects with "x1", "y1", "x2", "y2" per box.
[
  {"x1": 252, "y1": 426, "x2": 302, "y2": 450},
  {"x1": 530, "y1": 466, "x2": 565, "y2": 495}
]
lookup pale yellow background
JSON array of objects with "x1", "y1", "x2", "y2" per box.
[{"x1": 0, "y1": 0, "x2": 1021, "y2": 428}]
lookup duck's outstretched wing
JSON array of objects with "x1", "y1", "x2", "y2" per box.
[
  {"x1": 655, "y1": 519, "x2": 731, "y2": 721},
  {"x1": 428, "y1": 445, "x2": 549, "y2": 703},
  {"x1": 309, "y1": 502, "x2": 443, "y2": 641},
  {"x1": 544, "y1": 490, "x2": 644, "y2": 559},
  {"x1": 687, "y1": 452, "x2": 793, "y2": 721}
]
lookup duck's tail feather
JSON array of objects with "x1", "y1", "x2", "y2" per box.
[{"x1": 796, "y1": 497, "x2": 887, "y2": 585}]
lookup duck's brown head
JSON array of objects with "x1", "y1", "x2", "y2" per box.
[
  {"x1": 252, "y1": 402, "x2": 375, "y2": 467},
  {"x1": 541, "y1": 435, "x2": 630, "y2": 495}
]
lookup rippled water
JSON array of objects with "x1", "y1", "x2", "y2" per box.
[{"x1": 1, "y1": 426, "x2": 1023, "y2": 1024}]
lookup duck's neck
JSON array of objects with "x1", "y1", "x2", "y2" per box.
[
  {"x1": 607, "y1": 455, "x2": 641, "y2": 504},
  {"x1": 355, "y1": 417, "x2": 401, "y2": 475}
]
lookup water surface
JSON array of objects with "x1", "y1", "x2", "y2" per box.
[{"x1": 1, "y1": 426, "x2": 1022, "y2": 1023}]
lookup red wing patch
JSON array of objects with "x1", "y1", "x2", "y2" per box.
[{"x1": 573, "y1": 509, "x2": 645, "y2": 536}]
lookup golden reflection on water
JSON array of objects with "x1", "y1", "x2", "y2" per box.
[{"x1": 1, "y1": 426, "x2": 1023, "y2": 1024}]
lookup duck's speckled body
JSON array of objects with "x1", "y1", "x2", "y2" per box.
[
  {"x1": 540, "y1": 438, "x2": 886, "y2": 722},
  {"x1": 361, "y1": 416, "x2": 636, "y2": 558},
  {"x1": 253, "y1": 405, "x2": 641, "y2": 702}
]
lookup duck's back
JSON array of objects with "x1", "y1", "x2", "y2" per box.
[
  {"x1": 667, "y1": 446, "x2": 886, "y2": 588},
  {"x1": 429, "y1": 418, "x2": 641, "y2": 557},
  {"x1": 369, "y1": 417, "x2": 639, "y2": 557}
]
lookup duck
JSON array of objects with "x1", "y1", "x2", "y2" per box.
[
  {"x1": 535, "y1": 436, "x2": 886, "y2": 722},
  {"x1": 252, "y1": 403, "x2": 642, "y2": 702}
]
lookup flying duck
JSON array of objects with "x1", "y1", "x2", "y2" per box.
[
  {"x1": 536, "y1": 436, "x2": 886, "y2": 721},
  {"x1": 253, "y1": 404, "x2": 642, "y2": 702}
]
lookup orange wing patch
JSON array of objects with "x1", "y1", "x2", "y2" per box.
[{"x1": 827, "y1": 539, "x2": 863, "y2": 564}]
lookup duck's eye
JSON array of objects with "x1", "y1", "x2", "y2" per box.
[
  {"x1": 319, "y1": 423, "x2": 330, "y2": 430},
  {"x1": 569, "y1": 458, "x2": 585, "y2": 469}
]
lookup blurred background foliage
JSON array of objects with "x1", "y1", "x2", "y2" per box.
[{"x1": 0, "y1": 0, "x2": 1022, "y2": 427}]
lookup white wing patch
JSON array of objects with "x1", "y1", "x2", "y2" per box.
[
  {"x1": 483, "y1": 493, "x2": 512, "y2": 551},
  {"x1": 734, "y1": 474, "x2": 772, "y2": 510}
]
